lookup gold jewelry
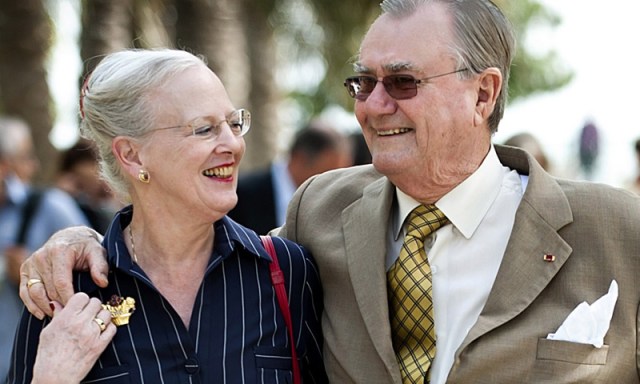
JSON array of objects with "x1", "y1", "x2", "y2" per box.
[
  {"x1": 93, "y1": 317, "x2": 107, "y2": 332},
  {"x1": 138, "y1": 169, "x2": 150, "y2": 183},
  {"x1": 102, "y1": 295, "x2": 136, "y2": 326},
  {"x1": 27, "y1": 278, "x2": 43, "y2": 289},
  {"x1": 129, "y1": 226, "x2": 138, "y2": 263}
]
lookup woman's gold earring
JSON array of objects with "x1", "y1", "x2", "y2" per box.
[{"x1": 138, "y1": 169, "x2": 150, "y2": 183}]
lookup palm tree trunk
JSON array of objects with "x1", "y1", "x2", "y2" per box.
[
  {"x1": 175, "y1": 0, "x2": 275, "y2": 171},
  {"x1": 0, "y1": 0, "x2": 56, "y2": 183},
  {"x1": 80, "y1": 0, "x2": 134, "y2": 77},
  {"x1": 240, "y1": 0, "x2": 279, "y2": 171}
]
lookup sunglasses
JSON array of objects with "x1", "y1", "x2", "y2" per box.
[{"x1": 344, "y1": 68, "x2": 468, "y2": 101}]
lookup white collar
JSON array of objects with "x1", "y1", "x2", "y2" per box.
[{"x1": 394, "y1": 146, "x2": 508, "y2": 239}]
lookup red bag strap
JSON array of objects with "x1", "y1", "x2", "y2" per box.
[{"x1": 260, "y1": 236, "x2": 302, "y2": 384}]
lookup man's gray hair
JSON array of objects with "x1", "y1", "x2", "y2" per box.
[{"x1": 379, "y1": 0, "x2": 515, "y2": 133}]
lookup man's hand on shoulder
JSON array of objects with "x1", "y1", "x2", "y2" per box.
[{"x1": 19, "y1": 226, "x2": 109, "y2": 320}]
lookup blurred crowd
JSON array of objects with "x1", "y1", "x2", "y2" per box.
[
  {"x1": 0, "y1": 117, "x2": 122, "y2": 378},
  {"x1": 500, "y1": 126, "x2": 640, "y2": 196}
]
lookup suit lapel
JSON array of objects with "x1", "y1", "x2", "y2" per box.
[
  {"x1": 342, "y1": 177, "x2": 401, "y2": 382},
  {"x1": 459, "y1": 145, "x2": 574, "y2": 351}
]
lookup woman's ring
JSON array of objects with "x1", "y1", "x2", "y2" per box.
[
  {"x1": 26, "y1": 278, "x2": 43, "y2": 289},
  {"x1": 93, "y1": 317, "x2": 107, "y2": 332}
]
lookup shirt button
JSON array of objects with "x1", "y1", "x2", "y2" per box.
[
  {"x1": 184, "y1": 357, "x2": 200, "y2": 374},
  {"x1": 431, "y1": 265, "x2": 438, "y2": 274}
]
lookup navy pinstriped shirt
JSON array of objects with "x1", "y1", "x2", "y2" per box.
[{"x1": 9, "y1": 206, "x2": 327, "y2": 383}]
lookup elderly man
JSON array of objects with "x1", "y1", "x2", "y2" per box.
[{"x1": 19, "y1": 1, "x2": 640, "y2": 383}]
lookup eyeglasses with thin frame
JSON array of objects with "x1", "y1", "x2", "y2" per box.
[
  {"x1": 152, "y1": 108, "x2": 251, "y2": 140},
  {"x1": 344, "y1": 68, "x2": 468, "y2": 101}
]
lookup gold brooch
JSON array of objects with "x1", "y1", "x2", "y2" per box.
[{"x1": 102, "y1": 295, "x2": 136, "y2": 326}]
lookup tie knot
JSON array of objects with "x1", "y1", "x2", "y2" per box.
[{"x1": 405, "y1": 205, "x2": 449, "y2": 241}]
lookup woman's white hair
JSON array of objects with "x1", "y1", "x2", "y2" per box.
[{"x1": 79, "y1": 49, "x2": 207, "y2": 201}]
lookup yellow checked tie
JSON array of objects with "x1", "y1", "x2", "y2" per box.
[{"x1": 388, "y1": 204, "x2": 449, "y2": 384}]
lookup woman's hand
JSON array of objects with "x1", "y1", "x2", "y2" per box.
[{"x1": 31, "y1": 293, "x2": 116, "y2": 384}]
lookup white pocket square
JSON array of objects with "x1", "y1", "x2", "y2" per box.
[{"x1": 546, "y1": 279, "x2": 618, "y2": 348}]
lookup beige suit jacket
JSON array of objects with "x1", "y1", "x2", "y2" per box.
[{"x1": 278, "y1": 145, "x2": 640, "y2": 383}]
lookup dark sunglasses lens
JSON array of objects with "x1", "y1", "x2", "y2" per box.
[
  {"x1": 344, "y1": 78, "x2": 359, "y2": 98},
  {"x1": 383, "y1": 75, "x2": 418, "y2": 99},
  {"x1": 345, "y1": 75, "x2": 418, "y2": 100},
  {"x1": 345, "y1": 77, "x2": 377, "y2": 101}
]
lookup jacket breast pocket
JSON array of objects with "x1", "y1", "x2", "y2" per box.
[
  {"x1": 536, "y1": 338, "x2": 609, "y2": 365},
  {"x1": 81, "y1": 364, "x2": 132, "y2": 383},
  {"x1": 254, "y1": 346, "x2": 298, "y2": 384}
]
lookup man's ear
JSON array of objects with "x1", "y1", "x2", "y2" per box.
[
  {"x1": 473, "y1": 67, "x2": 502, "y2": 126},
  {"x1": 112, "y1": 136, "x2": 143, "y2": 180}
]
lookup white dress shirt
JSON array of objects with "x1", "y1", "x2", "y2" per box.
[{"x1": 386, "y1": 146, "x2": 526, "y2": 384}]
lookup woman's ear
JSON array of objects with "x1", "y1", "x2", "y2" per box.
[
  {"x1": 473, "y1": 67, "x2": 502, "y2": 126},
  {"x1": 112, "y1": 136, "x2": 142, "y2": 179}
]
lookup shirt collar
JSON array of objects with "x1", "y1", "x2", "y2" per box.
[
  {"x1": 394, "y1": 145, "x2": 507, "y2": 240},
  {"x1": 101, "y1": 206, "x2": 274, "y2": 272},
  {"x1": 216, "y1": 216, "x2": 275, "y2": 263}
]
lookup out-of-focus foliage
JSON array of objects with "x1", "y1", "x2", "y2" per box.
[
  {"x1": 497, "y1": 0, "x2": 574, "y2": 101},
  {"x1": 0, "y1": 0, "x2": 575, "y2": 176},
  {"x1": 282, "y1": 0, "x2": 574, "y2": 119},
  {"x1": 0, "y1": 0, "x2": 57, "y2": 182},
  {"x1": 273, "y1": 0, "x2": 379, "y2": 119}
]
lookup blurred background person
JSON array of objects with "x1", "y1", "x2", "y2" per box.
[
  {"x1": 578, "y1": 120, "x2": 600, "y2": 181},
  {"x1": 349, "y1": 131, "x2": 373, "y2": 166},
  {"x1": 0, "y1": 116, "x2": 89, "y2": 380},
  {"x1": 624, "y1": 138, "x2": 640, "y2": 195},
  {"x1": 0, "y1": 117, "x2": 40, "y2": 184},
  {"x1": 56, "y1": 138, "x2": 120, "y2": 233},
  {"x1": 502, "y1": 132, "x2": 550, "y2": 172},
  {"x1": 229, "y1": 120, "x2": 352, "y2": 234}
]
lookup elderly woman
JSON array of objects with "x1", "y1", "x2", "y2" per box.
[{"x1": 8, "y1": 49, "x2": 326, "y2": 384}]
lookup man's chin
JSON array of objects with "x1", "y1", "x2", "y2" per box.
[{"x1": 371, "y1": 155, "x2": 406, "y2": 177}]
